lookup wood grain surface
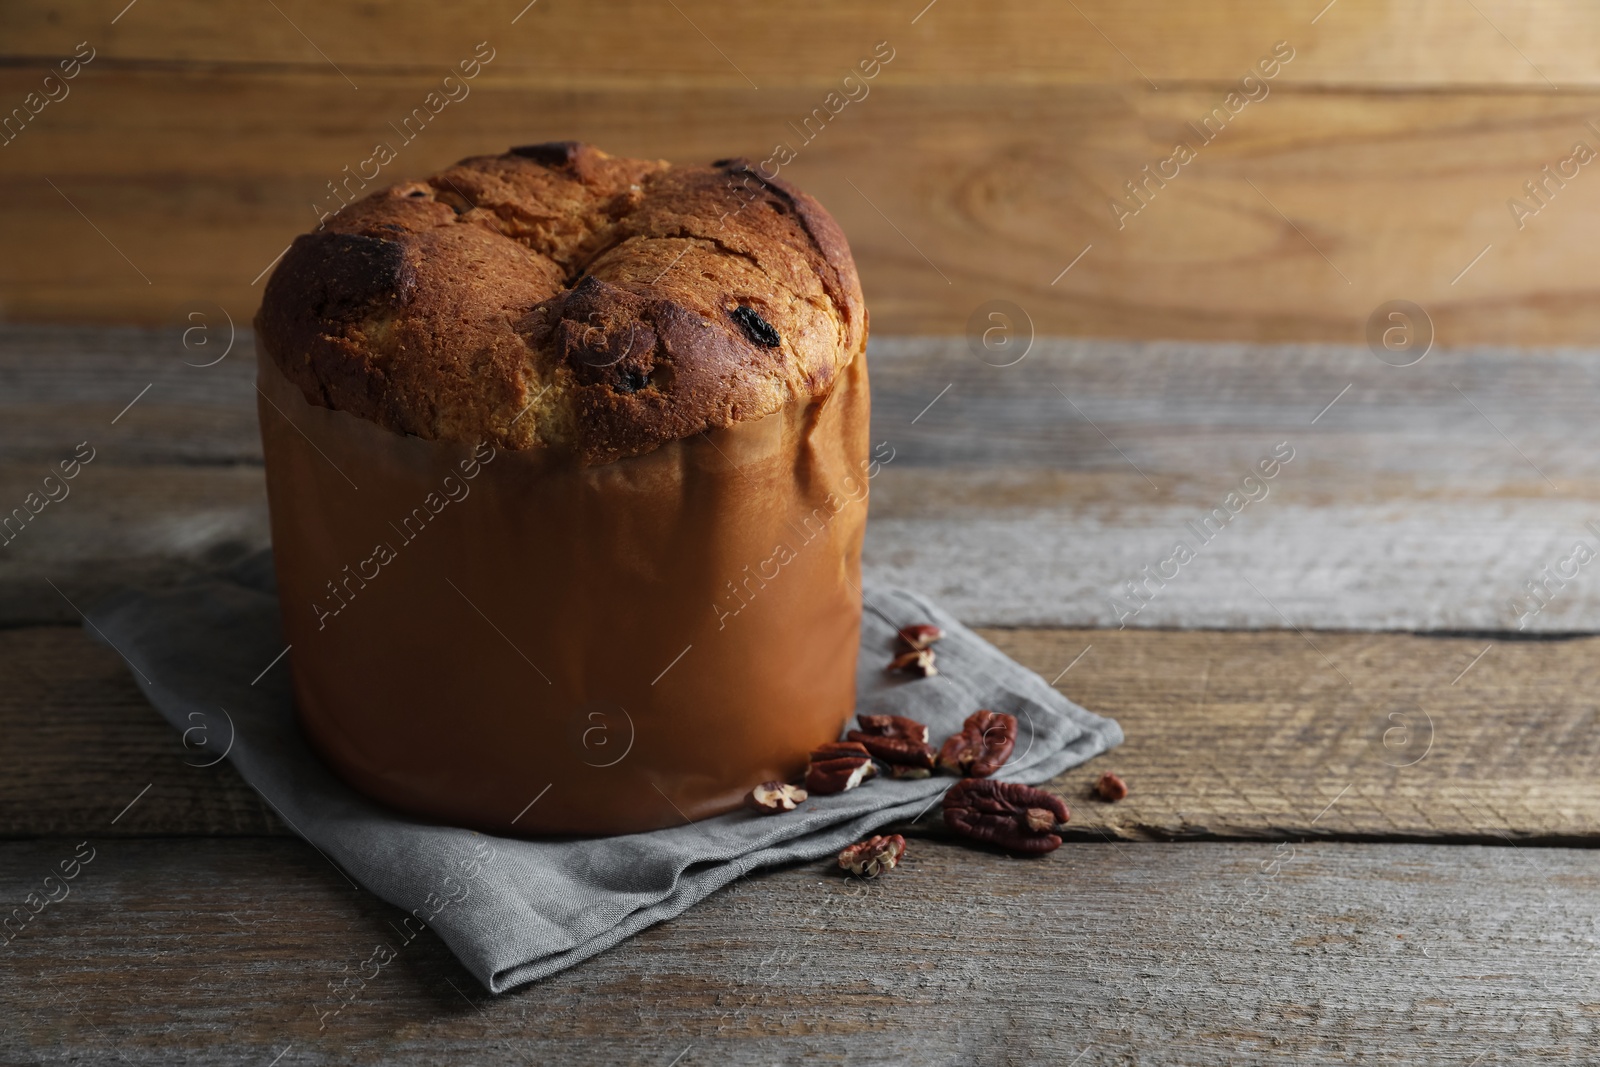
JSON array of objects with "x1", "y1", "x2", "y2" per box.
[
  {"x1": 10, "y1": 0, "x2": 1600, "y2": 87},
  {"x1": 4, "y1": 327, "x2": 1595, "y2": 632},
  {"x1": 8, "y1": 622, "x2": 1596, "y2": 845},
  {"x1": 868, "y1": 337, "x2": 1600, "y2": 632},
  {"x1": 4, "y1": 836, "x2": 1598, "y2": 1064},
  {"x1": 3, "y1": 2, "x2": 1599, "y2": 342}
]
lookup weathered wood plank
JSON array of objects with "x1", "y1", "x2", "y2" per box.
[
  {"x1": 8, "y1": 0, "x2": 1600, "y2": 88},
  {"x1": 0, "y1": 323, "x2": 258, "y2": 464},
  {"x1": 3, "y1": 836, "x2": 1597, "y2": 1063},
  {"x1": 0, "y1": 626, "x2": 281, "y2": 839},
  {"x1": 3, "y1": 71, "x2": 1598, "y2": 343},
  {"x1": 4, "y1": 328, "x2": 1597, "y2": 632},
  {"x1": 7, "y1": 623, "x2": 1597, "y2": 844},
  {"x1": 994, "y1": 627, "x2": 1600, "y2": 845},
  {"x1": 0, "y1": 464, "x2": 269, "y2": 627},
  {"x1": 867, "y1": 338, "x2": 1600, "y2": 632}
]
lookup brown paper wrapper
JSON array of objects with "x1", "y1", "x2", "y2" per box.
[{"x1": 256, "y1": 348, "x2": 869, "y2": 836}]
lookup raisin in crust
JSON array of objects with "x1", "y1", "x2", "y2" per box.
[{"x1": 255, "y1": 142, "x2": 867, "y2": 466}]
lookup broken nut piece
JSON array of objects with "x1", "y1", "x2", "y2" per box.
[
  {"x1": 943, "y1": 778, "x2": 1070, "y2": 855},
  {"x1": 805, "y1": 756, "x2": 876, "y2": 795},
  {"x1": 937, "y1": 709, "x2": 1018, "y2": 778},
  {"x1": 897, "y1": 624, "x2": 944, "y2": 651},
  {"x1": 887, "y1": 764, "x2": 932, "y2": 780},
  {"x1": 887, "y1": 648, "x2": 938, "y2": 676},
  {"x1": 838, "y1": 834, "x2": 906, "y2": 878},
  {"x1": 1095, "y1": 771, "x2": 1129, "y2": 802},
  {"x1": 746, "y1": 781, "x2": 807, "y2": 815}
]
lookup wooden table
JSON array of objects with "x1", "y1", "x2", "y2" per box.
[{"x1": 5, "y1": 327, "x2": 1598, "y2": 1064}]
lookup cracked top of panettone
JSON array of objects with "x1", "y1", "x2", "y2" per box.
[{"x1": 254, "y1": 142, "x2": 866, "y2": 466}]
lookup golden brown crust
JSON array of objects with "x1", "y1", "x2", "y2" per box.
[{"x1": 255, "y1": 143, "x2": 866, "y2": 465}]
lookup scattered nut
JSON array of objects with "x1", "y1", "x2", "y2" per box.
[
  {"x1": 937, "y1": 709, "x2": 1018, "y2": 778},
  {"x1": 838, "y1": 834, "x2": 906, "y2": 878},
  {"x1": 847, "y1": 713, "x2": 936, "y2": 770},
  {"x1": 746, "y1": 781, "x2": 807, "y2": 814},
  {"x1": 811, "y1": 740, "x2": 872, "y2": 761},
  {"x1": 942, "y1": 779, "x2": 1070, "y2": 855},
  {"x1": 847, "y1": 732, "x2": 936, "y2": 769},
  {"x1": 887, "y1": 648, "x2": 938, "y2": 676},
  {"x1": 854, "y1": 714, "x2": 929, "y2": 744},
  {"x1": 805, "y1": 756, "x2": 876, "y2": 795},
  {"x1": 1095, "y1": 772, "x2": 1129, "y2": 802},
  {"x1": 887, "y1": 764, "x2": 932, "y2": 780},
  {"x1": 897, "y1": 624, "x2": 944, "y2": 651}
]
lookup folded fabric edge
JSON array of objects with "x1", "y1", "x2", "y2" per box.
[
  {"x1": 486, "y1": 795, "x2": 966, "y2": 991},
  {"x1": 483, "y1": 715, "x2": 1122, "y2": 993}
]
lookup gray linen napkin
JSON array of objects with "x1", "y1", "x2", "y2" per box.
[{"x1": 87, "y1": 553, "x2": 1121, "y2": 993}]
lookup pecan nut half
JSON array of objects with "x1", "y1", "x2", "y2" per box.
[
  {"x1": 811, "y1": 740, "x2": 872, "y2": 761},
  {"x1": 942, "y1": 779, "x2": 1070, "y2": 854},
  {"x1": 855, "y1": 714, "x2": 929, "y2": 745},
  {"x1": 887, "y1": 648, "x2": 938, "y2": 676},
  {"x1": 937, "y1": 709, "x2": 1018, "y2": 778},
  {"x1": 1095, "y1": 771, "x2": 1129, "y2": 802},
  {"x1": 847, "y1": 731, "x2": 936, "y2": 769},
  {"x1": 805, "y1": 756, "x2": 876, "y2": 795},
  {"x1": 849, "y1": 714, "x2": 936, "y2": 771},
  {"x1": 838, "y1": 834, "x2": 906, "y2": 878},
  {"x1": 896, "y1": 624, "x2": 944, "y2": 651},
  {"x1": 746, "y1": 781, "x2": 807, "y2": 814}
]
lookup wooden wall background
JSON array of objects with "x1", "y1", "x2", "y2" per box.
[{"x1": 4, "y1": 0, "x2": 1600, "y2": 343}]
